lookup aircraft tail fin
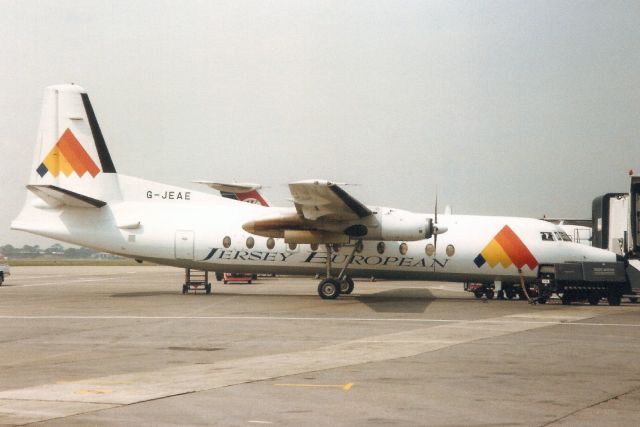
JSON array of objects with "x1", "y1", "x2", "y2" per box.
[{"x1": 28, "y1": 84, "x2": 122, "y2": 202}]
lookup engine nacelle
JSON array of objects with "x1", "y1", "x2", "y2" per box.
[{"x1": 379, "y1": 210, "x2": 433, "y2": 241}]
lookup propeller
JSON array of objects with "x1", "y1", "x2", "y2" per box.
[
  {"x1": 430, "y1": 190, "x2": 448, "y2": 270},
  {"x1": 434, "y1": 192, "x2": 438, "y2": 257}
]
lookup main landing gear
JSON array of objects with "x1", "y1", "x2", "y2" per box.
[{"x1": 317, "y1": 241, "x2": 359, "y2": 299}]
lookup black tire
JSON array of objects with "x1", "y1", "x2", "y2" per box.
[
  {"x1": 340, "y1": 277, "x2": 355, "y2": 294},
  {"x1": 485, "y1": 289, "x2": 494, "y2": 299},
  {"x1": 248, "y1": 280, "x2": 252, "y2": 284},
  {"x1": 205, "y1": 284, "x2": 211, "y2": 294},
  {"x1": 182, "y1": 284, "x2": 188, "y2": 294},
  {"x1": 587, "y1": 292, "x2": 600, "y2": 306},
  {"x1": 223, "y1": 280, "x2": 227, "y2": 284},
  {"x1": 318, "y1": 278, "x2": 341, "y2": 299},
  {"x1": 629, "y1": 297, "x2": 638, "y2": 304},
  {"x1": 561, "y1": 291, "x2": 573, "y2": 305},
  {"x1": 505, "y1": 288, "x2": 515, "y2": 300},
  {"x1": 0, "y1": 273, "x2": 3, "y2": 286},
  {"x1": 474, "y1": 290, "x2": 483, "y2": 299},
  {"x1": 608, "y1": 290, "x2": 622, "y2": 306},
  {"x1": 215, "y1": 272, "x2": 223, "y2": 282},
  {"x1": 538, "y1": 297, "x2": 548, "y2": 304}
]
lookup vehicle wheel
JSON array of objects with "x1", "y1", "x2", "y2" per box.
[
  {"x1": 318, "y1": 278, "x2": 341, "y2": 299},
  {"x1": 474, "y1": 290, "x2": 483, "y2": 299},
  {"x1": 505, "y1": 288, "x2": 515, "y2": 300},
  {"x1": 215, "y1": 272, "x2": 223, "y2": 282},
  {"x1": 485, "y1": 289, "x2": 494, "y2": 299},
  {"x1": 0, "y1": 273, "x2": 3, "y2": 286},
  {"x1": 223, "y1": 280, "x2": 227, "y2": 284},
  {"x1": 205, "y1": 284, "x2": 211, "y2": 294},
  {"x1": 248, "y1": 280, "x2": 252, "y2": 284},
  {"x1": 629, "y1": 297, "x2": 638, "y2": 304},
  {"x1": 182, "y1": 284, "x2": 188, "y2": 294},
  {"x1": 608, "y1": 290, "x2": 622, "y2": 306},
  {"x1": 561, "y1": 291, "x2": 573, "y2": 305},
  {"x1": 340, "y1": 277, "x2": 355, "y2": 294},
  {"x1": 587, "y1": 291, "x2": 600, "y2": 306},
  {"x1": 538, "y1": 297, "x2": 548, "y2": 304}
]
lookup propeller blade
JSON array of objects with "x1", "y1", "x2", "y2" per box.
[{"x1": 433, "y1": 189, "x2": 438, "y2": 271}]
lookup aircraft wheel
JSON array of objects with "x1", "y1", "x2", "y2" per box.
[
  {"x1": 318, "y1": 278, "x2": 341, "y2": 299},
  {"x1": 340, "y1": 277, "x2": 354, "y2": 294},
  {"x1": 587, "y1": 291, "x2": 600, "y2": 306},
  {"x1": 485, "y1": 289, "x2": 494, "y2": 299}
]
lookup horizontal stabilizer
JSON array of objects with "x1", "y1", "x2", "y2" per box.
[{"x1": 27, "y1": 185, "x2": 107, "y2": 208}]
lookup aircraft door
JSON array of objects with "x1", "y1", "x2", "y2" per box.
[{"x1": 175, "y1": 230, "x2": 195, "y2": 260}]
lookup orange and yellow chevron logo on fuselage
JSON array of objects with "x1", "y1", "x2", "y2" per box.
[
  {"x1": 474, "y1": 225, "x2": 538, "y2": 270},
  {"x1": 36, "y1": 129, "x2": 100, "y2": 178}
]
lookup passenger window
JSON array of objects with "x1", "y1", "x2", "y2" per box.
[
  {"x1": 399, "y1": 243, "x2": 408, "y2": 255},
  {"x1": 223, "y1": 236, "x2": 231, "y2": 248},
  {"x1": 266, "y1": 237, "x2": 275, "y2": 250},
  {"x1": 377, "y1": 242, "x2": 385, "y2": 254}
]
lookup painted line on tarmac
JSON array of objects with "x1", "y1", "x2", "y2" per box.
[
  {"x1": 0, "y1": 314, "x2": 638, "y2": 328},
  {"x1": 7, "y1": 277, "x2": 129, "y2": 288},
  {"x1": 274, "y1": 382, "x2": 353, "y2": 390}
]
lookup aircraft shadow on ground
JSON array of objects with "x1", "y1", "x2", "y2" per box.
[{"x1": 353, "y1": 288, "x2": 436, "y2": 313}]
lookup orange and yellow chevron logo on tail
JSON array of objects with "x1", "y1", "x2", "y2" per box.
[
  {"x1": 474, "y1": 225, "x2": 538, "y2": 270},
  {"x1": 36, "y1": 129, "x2": 100, "y2": 178}
]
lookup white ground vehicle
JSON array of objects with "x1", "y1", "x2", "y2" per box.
[{"x1": 0, "y1": 256, "x2": 10, "y2": 286}]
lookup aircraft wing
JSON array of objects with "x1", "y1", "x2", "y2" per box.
[{"x1": 288, "y1": 180, "x2": 372, "y2": 221}]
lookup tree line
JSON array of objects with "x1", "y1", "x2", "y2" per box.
[{"x1": 0, "y1": 243, "x2": 105, "y2": 259}]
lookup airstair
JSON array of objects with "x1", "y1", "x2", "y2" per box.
[{"x1": 182, "y1": 269, "x2": 211, "y2": 294}]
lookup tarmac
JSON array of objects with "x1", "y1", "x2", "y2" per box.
[{"x1": 0, "y1": 265, "x2": 639, "y2": 426}]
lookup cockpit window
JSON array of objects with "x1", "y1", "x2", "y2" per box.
[
  {"x1": 540, "y1": 232, "x2": 555, "y2": 241},
  {"x1": 555, "y1": 231, "x2": 572, "y2": 242}
]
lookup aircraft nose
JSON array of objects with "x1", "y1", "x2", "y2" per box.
[{"x1": 579, "y1": 245, "x2": 617, "y2": 262}]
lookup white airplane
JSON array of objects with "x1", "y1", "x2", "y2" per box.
[
  {"x1": 194, "y1": 182, "x2": 270, "y2": 206},
  {"x1": 12, "y1": 84, "x2": 619, "y2": 300}
]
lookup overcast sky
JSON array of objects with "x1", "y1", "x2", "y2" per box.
[{"x1": 1, "y1": 0, "x2": 639, "y2": 247}]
